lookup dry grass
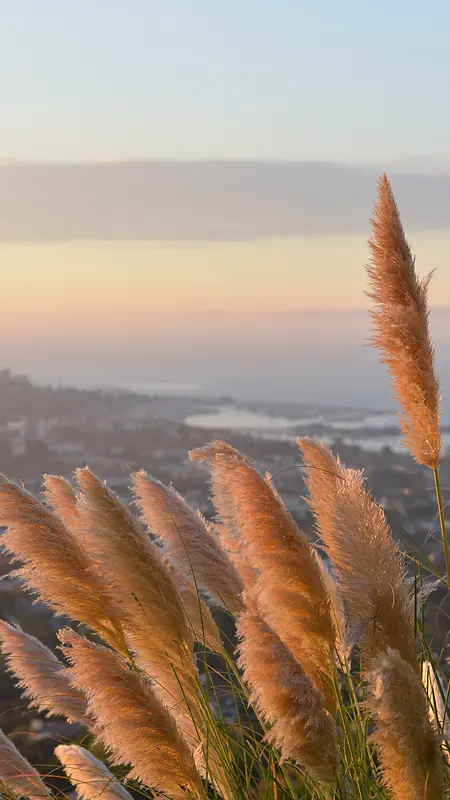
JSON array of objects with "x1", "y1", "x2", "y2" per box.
[
  {"x1": 368, "y1": 648, "x2": 444, "y2": 799},
  {"x1": 298, "y1": 438, "x2": 416, "y2": 668},
  {"x1": 132, "y1": 470, "x2": 244, "y2": 614},
  {"x1": 190, "y1": 442, "x2": 337, "y2": 714},
  {"x1": 0, "y1": 728, "x2": 50, "y2": 798},
  {"x1": 55, "y1": 744, "x2": 134, "y2": 800},
  {"x1": 60, "y1": 628, "x2": 204, "y2": 800},
  {"x1": 0, "y1": 620, "x2": 91, "y2": 727}
]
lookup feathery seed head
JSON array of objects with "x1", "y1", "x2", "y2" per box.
[
  {"x1": 0, "y1": 620, "x2": 90, "y2": 727},
  {"x1": 190, "y1": 441, "x2": 336, "y2": 712},
  {"x1": 237, "y1": 606, "x2": 338, "y2": 783},
  {"x1": 60, "y1": 629, "x2": 204, "y2": 800},
  {"x1": 367, "y1": 648, "x2": 444, "y2": 800},
  {"x1": 0, "y1": 475, "x2": 126, "y2": 653},
  {"x1": 74, "y1": 468, "x2": 202, "y2": 743},
  {"x1": 299, "y1": 438, "x2": 416, "y2": 668},
  {"x1": 367, "y1": 174, "x2": 441, "y2": 467},
  {"x1": 132, "y1": 470, "x2": 244, "y2": 614},
  {"x1": 55, "y1": 745, "x2": 133, "y2": 800},
  {"x1": 42, "y1": 474, "x2": 80, "y2": 529},
  {"x1": 0, "y1": 728, "x2": 50, "y2": 798}
]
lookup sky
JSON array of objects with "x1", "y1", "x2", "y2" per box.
[
  {"x1": 2, "y1": 0, "x2": 450, "y2": 163},
  {"x1": 1, "y1": 1, "x2": 450, "y2": 407}
]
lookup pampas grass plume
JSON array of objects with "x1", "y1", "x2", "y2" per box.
[
  {"x1": 237, "y1": 605, "x2": 338, "y2": 783},
  {"x1": 74, "y1": 468, "x2": 202, "y2": 744},
  {"x1": 299, "y1": 438, "x2": 416, "y2": 668},
  {"x1": 60, "y1": 629, "x2": 204, "y2": 800},
  {"x1": 132, "y1": 471, "x2": 244, "y2": 614},
  {"x1": 0, "y1": 728, "x2": 50, "y2": 798},
  {"x1": 367, "y1": 174, "x2": 441, "y2": 468},
  {"x1": 368, "y1": 648, "x2": 444, "y2": 799},
  {"x1": 190, "y1": 442, "x2": 336, "y2": 711},
  {"x1": 55, "y1": 744, "x2": 133, "y2": 800},
  {"x1": 0, "y1": 620, "x2": 90, "y2": 727},
  {"x1": 43, "y1": 474, "x2": 80, "y2": 529},
  {"x1": 0, "y1": 476, "x2": 126, "y2": 654}
]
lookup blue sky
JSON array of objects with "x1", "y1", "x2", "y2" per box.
[{"x1": 2, "y1": 0, "x2": 450, "y2": 162}]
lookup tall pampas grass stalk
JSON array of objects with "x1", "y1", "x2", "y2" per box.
[
  {"x1": 367, "y1": 648, "x2": 444, "y2": 800},
  {"x1": 73, "y1": 468, "x2": 203, "y2": 746},
  {"x1": 132, "y1": 471, "x2": 244, "y2": 614},
  {"x1": 55, "y1": 745, "x2": 134, "y2": 800},
  {"x1": 190, "y1": 442, "x2": 337, "y2": 714},
  {"x1": 298, "y1": 437, "x2": 416, "y2": 668},
  {"x1": 0, "y1": 476, "x2": 127, "y2": 655},
  {"x1": 237, "y1": 604, "x2": 338, "y2": 784},
  {"x1": 60, "y1": 628, "x2": 204, "y2": 800},
  {"x1": 367, "y1": 174, "x2": 450, "y2": 586},
  {"x1": 0, "y1": 728, "x2": 50, "y2": 798},
  {"x1": 367, "y1": 174, "x2": 441, "y2": 469},
  {"x1": 0, "y1": 620, "x2": 90, "y2": 727}
]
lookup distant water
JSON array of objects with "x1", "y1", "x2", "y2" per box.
[
  {"x1": 185, "y1": 407, "x2": 400, "y2": 432},
  {"x1": 185, "y1": 405, "x2": 450, "y2": 455}
]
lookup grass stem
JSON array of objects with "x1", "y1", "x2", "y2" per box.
[{"x1": 433, "y1": 467, "x2": 450, "y2": 586}]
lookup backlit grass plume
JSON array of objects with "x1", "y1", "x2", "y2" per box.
[
  {"x1": 190, "y1": 441, "x2": 257, "y2": 595},
  {"x1": 74, "y1": 468, "x2": 202, "y2": 744},
  {"x1": 0, "y1": 476, "x2": 126, "y2": 654},
  {"x1": 368, "y1": 648, "x2": 444, "y2": 800},
  {"x1": 0, "y1": 728, "x2": 50, "y2": 798},
  {"x1": 60, "y1": 628, "x2": 204, "y2": 800},
  {"x1": 42, "y1": 474, "x2": 80, "y2": 529},
  {"x1": 55, "y1": 744, "x2": 134, "y2": 800},
  {"x1": 237, "y1": 604, "x2": 338, "y2": 783},
  {"x1": 367, "y1": 174, "x2": 441, "y2": 469},
  {"x1": 0, "y1": 620, "x2": 90, "y2": 727},
  {"x1": 132, "y1": 471, "x2": 244, "y2": 614},
  {"x1": 190, "y1": 442, "x2": 337, "y2": 713},
  {"x1": 166, "y1": 560, "x2": 222, "y2": 653},
  {"x1": 299, "y1": 437, "x2": 416, "y2": 668}
]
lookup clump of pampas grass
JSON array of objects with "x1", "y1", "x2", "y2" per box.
[{"x1": 190, "y1": 442, "x2": 337, "y2": 713}]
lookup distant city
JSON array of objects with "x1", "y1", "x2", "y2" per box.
[{"x1": 0, "y1": 366, "x2": 447, "y2": 553}]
